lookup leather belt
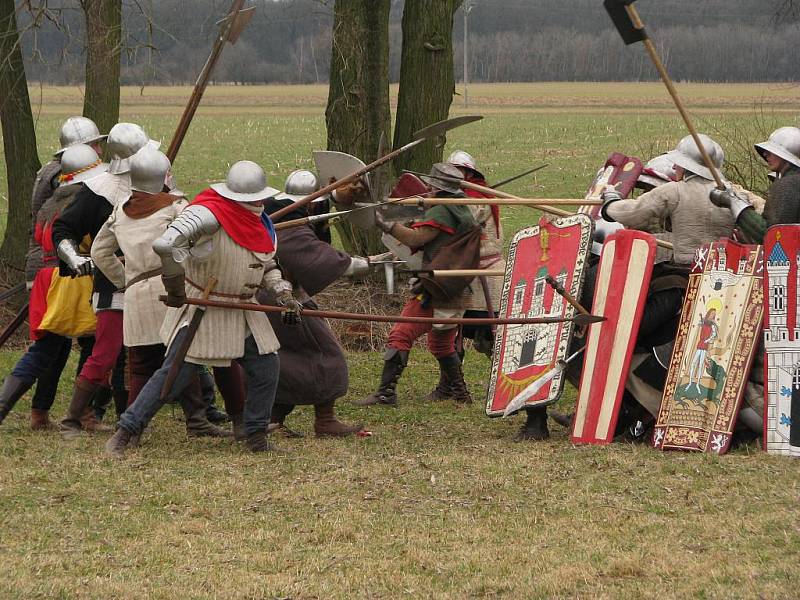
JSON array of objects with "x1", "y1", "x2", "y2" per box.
[{"x1": 185, "y1": 276, "x2": 255, "y2": 300}]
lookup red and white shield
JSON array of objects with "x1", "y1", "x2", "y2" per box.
[
  {"x1": 571, "y1": 229, "x2": 656, "y2": 444},
  {"x1": 579, "y1": 152, "x2": 644, "y2": 219},
  {"x1": 653, "y1": 239, "x2": 764, "y2": 454},
  {"x1": 485, "y1": 214, "x2": 593, "y2": 416}
]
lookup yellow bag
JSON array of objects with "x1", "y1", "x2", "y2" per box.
[{"x1": 38, "y1": 274, "x2": 96, "y2": 337}]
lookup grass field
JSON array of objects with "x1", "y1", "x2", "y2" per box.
[{"x1": 1, "y1": 83, "x2": 800, "y2": 599}]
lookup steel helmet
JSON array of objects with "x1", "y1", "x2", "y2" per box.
[
  {"x1": 211, "y1": 160, "x2": 279, "y2": 202},
  {"x1": 447, "y1": 149, "x2": 483, "y2": 178},
  {"x1": 638, "y1": 153, "x2": 677, "y2": 188},
  {"x1": 107, "y1": 123, "x2": 157, "y2": 175},
  {"x1": 665, "y1": 134, "x2": 724, "y2": 181},
  {"x1": 276, "y1": 169, "x2": 322, "y2": 203},
  {"x1": 58, "y1": 144, "x2": 108, "y2": 187},
  {"x1": 55, "y1": 116, "x2": 106, "y2": 156},
  {"x1": 754, "y1": 127, "x2": 800, "y2": 169},
  {"x1": 130, "y1": 147, "x2": 171, "y2": 194},
  {"x1": 420, "y1": 162, "x2": 464, "y2": 194}
]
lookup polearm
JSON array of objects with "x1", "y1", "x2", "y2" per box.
[
  {"x1": 0, "y1": 303, "x2": 28, "y2": 350},
  {"x1": 392, "y1": 197, "x2": 596, "y2": 206},
  {"x1": 161, "y1": 296, "x2": 606, "y2": 327},
  {"x1": 166, "y1": 0, "x2": 255, "y2": 162},
  {"x1": 604, "y1": 0, "x2": 725, "y2": 189},
  {"x1": 489, "y1": 164, "x2": 548, "y2": 189},
  {"x1": 269, "y1": 115, "x2": 484, "y2": 221}
]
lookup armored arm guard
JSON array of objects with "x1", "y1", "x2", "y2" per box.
[
  {"x1": 260, "y1": 257, "x2": 294, "y2": 298},
  {"x1": 343, "y1": 256, "x2": 371, "y2": 277},
  {"x1": 57, "y1": 239, "x2": 93, "y2": 276},
  {"x1": 152, "y1": 204, "x2": 220, "y2": 277}
]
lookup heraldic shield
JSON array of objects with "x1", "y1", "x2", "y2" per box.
[
  {"x1": 485, "y1": 214, "x2": 593, "y2": 417},
  {"x1": 763, "y1": 226, "x2": 800, "y2": 457},
  {"x1": 653, "y1": 239, "x2": 764, "y2": 454},
  {"x1": 571, "y1": 229, "x2": 656, "y2": 444},
  {"x1": 579, "y1": 152, "x2": 644, "y2": 219}
]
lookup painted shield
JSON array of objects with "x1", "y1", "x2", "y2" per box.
[
  {"x1": 653, "y1": 239, "x2": 764, "y2": 454},
  {"x1": 579, "y1": 152, "x2": 644, "y2": 219},
  {"x1": 763, "y1": 226, "x2": 800, "y2": 457},
  {"x1": 571, "y1": 229, "x2": 657, "y2": 444},
  {"x1": 313, "y1": 150, "x2": 374, "y2": 229},
  {"x1": 485, "y1": 213, "x2": 593, "y2": 416}
]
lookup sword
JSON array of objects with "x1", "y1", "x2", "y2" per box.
[
  {"x1": 161, "y1": 296, "x2": 606, "y2": 327},
  {"x1": 0, "y1": 302, "x2": 28, "y2": 350},
  {"x1": 159, "y1": 277, "x2": 218, "y2": 401},
  {"x1": 502, "y1": 347, "x2": 586, "y2": 417},
  {"x1": 269, "y1": 115, "x2": 483, "y2": 221}
]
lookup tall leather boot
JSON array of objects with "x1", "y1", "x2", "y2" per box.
[
  {"x1": 112, "y1": 389, "x2": 128, "y2": 420},
  {"x1": 61, "y1": 378, "x2": 98, "y2": 439},
  {"x1": 516, "y1": 406, "x2": 550, "y2": 441},
  {"x1": 270, "y1": 403, "x2": 303, "y2": 438},
  {"x1": 81, "y1": 385, "x2": 113, "y2": 433},
  {"x1": 314, "y1": 400, "x2": 363, "y2": 437},
  {"x1": 424, "y1": 367, "x2": 453, "y2": 402},
  {"x1": 31, "y1": 408, "x2": 56, "y2": 431},
  {"x1": 438, "y1": 353, "x2": 472, "y2": 404},
  {"x1": 0, "y1": 375, "x2": 32, "y2": 426},
  {"x1": 181, "y1": 378, "x2": 233, "y2": 438},
  {"x1": 353, "y1": 349, "x2": 408, "y2": 407}
]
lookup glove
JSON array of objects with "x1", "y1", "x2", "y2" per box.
[
  {"x1": 600, "y1": 189, "x2": 624, "y2": 223},
  {"x1": 374, "y1": 209, "x2": 394, "y2": 234},
  {"x1": 344, "y1": 256, "x2": 371, "y2": 277},
  {"x1": 56, "y1": 239, "x2": 93, "y2": 277},
  {"x1": 161, "y1": 273, "x2": 186, "y2": 308},
  {"x1": 277, "y1": 290, "x2": 303, "y2": 325},
  {"x1": 332, "y1": 178, "x2": 369, "y2": 207},
  {"x1": 709, "y1": 187, "x2": 751, "y2": 219}
]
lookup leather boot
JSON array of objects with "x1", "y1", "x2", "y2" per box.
[
  {"x1": 424, "y1": 367, "x2": 453, "y2": 402},
  {"x1": 231, "y1": 413, "x2": 246, "y2": 442},
  {"x1": 112, "y1": 389, "x2": 128, "y2": 420},
  {"x1": 30, "y1": 408, "x2": 56, "y2": 431},
  {"x1": 181, "y1": 378, "x2": 233, "y2": 438},
  {"x1": 270, "y1": 403, "x2": 303, "y2": 438},
  {"x1": 81, "y1": 385, "x2": 114, "y2": 433},
  {"x1": 548, "y1": 410, "x2": 573, "y2": 428},
  {"x1": 105, "y1": 427, "x2": 134, "y2": 458},
  {"x1": 516, "y1": 406, "x2": 550, "y2": 441},
  {"x1": 246, "y1": 430, "x2": 284, "y2": 453},
  {"x1": 314, "y1": 400, "x2": 363, "y2": 437},
  {"x1": 353, "y1": 349, "x2": 408, "y2": 407},
  {"x1": 0, "y1": 375, "x2": 32, "y2": 426},
  {"x1": 60, "y1": 378, "x2": 98, "y2": 439},
  {"x1": 438, "y1": 353, "x2": 472, "y2": 404}
]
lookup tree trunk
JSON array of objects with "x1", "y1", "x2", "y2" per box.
[
  {"x1": 81, "y1": 0, "x2": 122, "y2": 136},
  {"x1": 393, "y1": 0, "x2": 463, "y2": 176},
  {"x1": 0, "y1": 0, "x2": 41, "y2": 280},
  {"x1": 324, "y1": 0, "x2": 391, "y2": 255}
]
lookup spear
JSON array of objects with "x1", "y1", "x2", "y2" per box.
[
  {"x1": 489, "y1": 164, "x2": 549, "y2": 189},
  {"x1": 161, "y1": 296, "x2": 606, "y2": 327}
]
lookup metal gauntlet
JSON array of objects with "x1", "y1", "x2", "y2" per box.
[
  {"x1": 152, "y1": 205, "x2": 219, "y2": 276},
  {"x1": 57, "y1": 239, "x2": 93, "y2": 277}
]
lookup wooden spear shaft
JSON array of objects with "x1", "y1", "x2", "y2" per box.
[{"x1": 392, "y1": 197, "x2": 597, "y2": 206}]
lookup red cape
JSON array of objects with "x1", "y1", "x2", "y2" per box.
[
  {"x1": 464, "y1": 174, "x2": 500, "y2": 236},
  {"x1": 192, "y1": 189, "x2": 275, "y2": 254}
]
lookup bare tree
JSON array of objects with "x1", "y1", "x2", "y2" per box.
[{"x1": 80, "y1": 0, "x2": 121, "y2": 134}]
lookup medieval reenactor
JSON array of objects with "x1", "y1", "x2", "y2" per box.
[
  {"x1": 355, "y1": 163, "x2": 477, "y2": 407},
  {"x1": 90, "y1": 147, "x2": 233, "y2": 439},
  {"x1": 0, "y1": 145, "x2": 106, "y2": 429},
  {"x1": 258, "y1": 172, "x2": 370, "y2": 437},
  {"x1": 52, "y1": 123, "x2": 153, "y2": 438},
  {"x1": 104, "y1": 160, "x2": 302, "y2": 456},
  {"x1": 710, "y1": 126, "x2": 800, "y2": 243}
]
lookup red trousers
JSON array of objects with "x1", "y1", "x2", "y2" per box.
[
  {"x1": 387, "y1": 298, "x2": 458, "y2": 358},
  {"x1": 79, "y1": 310, "x2": 123, "y2": 385}
]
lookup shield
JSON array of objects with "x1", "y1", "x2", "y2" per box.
[
  {"x1": 313, "y1": 150, "x2": 374, "y2": 230},
  {"x1": 571, "y1": 230, "x2": 657, "y2": 444},
  {"x1": 579, "y1": 153, "x2": 644, "y2": 220},
  {"x1": 763, "y1": 226, "x2": 800, "y2": 456},
  {"x1": 485, "y1": 214, "x2": 593, "y2": 416},
  {"x1": 381, "y1": 173, "x2": 427, "y2": 221},
  {"x1": 653, "y1": 239, "x2": 764, "y2": 454}
]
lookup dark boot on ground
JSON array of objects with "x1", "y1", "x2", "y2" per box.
[
  {"x1": 516, "y1": 406, "x2": 550, "y2": 441},
  {"x1": 548, "y1": 410, "x2": 573, "y2": 428},
  {"x1": 206, "y1": 400, "x2": 229, "y2": 424},
  {"x1": 0, "y1": 375, "x2": 32, "y2": 426},
  {"x1": 246, "y1": 430, "x2": 284, "y2": 453},
  {"x1": 60, "y1": 378, "x2": 98, "y2": 439},
  {"x1": 105, "y1": 427, "x2": 134, "y2": 458},
  {"x1": 112, "y1": 389, "x2": 128, "y2": 420},
  {"x1": 231, "y1": 413, "x2": 246, "y2": 442},
  {"x1": 180, "y1": 378, "x2": 233, "y2": 438},
  {"x1": 269, "y1": 403, "x2": 303, "y2": 438},
  {"x1": 81, "y1": 385, "x2": 114, "y2": 433},
  {"x1": 353, "y1": 349, "x2": 408, "y2": 407},
  {"x1": 424, "y1": 367, "x2": 453, "y2": 402},
  {"x1": 30, "y1": 408, "x2": 56, "y2": 431},
  {"x1": 314, "y1": 400, "x2": 363, "y2": 437},
  {"x1": 438, "y1": 353, "x2": 472, "y2": 404}
]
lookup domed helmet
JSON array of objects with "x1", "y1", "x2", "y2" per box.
[
  {"x1": 277, "y1": 169, "x2": 324, "y2": 203},
  {"x1": 210, "y1": 160, "x2": 279, "y2": 202},
  {"x1": 665, "y1": 134, "x2": 724, "y2": 181},
  {"x1": 106, "y1": 123, "x2": 158, "y2": 175},
  {"x1": 58, "y1": 144, "x2": 108, "y2": 187},
  {"x1": 754, "y1": 126, "x2": 800, "y2": 169},
  {"x1": 447, "y1": 149, "x2": 483, "y2": 178},
  {"x1": 420, "y1": 162, "x2": 464, "y2": 194},
  {"x1": 637, "y1": 153, "x2": 677, "y2": 189},
  {"x1": 55, "y1": 116, "x2": 106, "y2": 156},
  {"x1": 130, "y1": 147, "x2": 171, "y2": 195}
]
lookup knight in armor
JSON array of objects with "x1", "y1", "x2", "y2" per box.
[
  {"x1": 354, "y1": 163, "x2": 477, "y2": 407},
  {"x1": 0, "y1": 145, "x2": 106, "y2": 429},
  {"x1": 105, "y1": 161, "x2": 302, "y2": 456},
  {"x1": 257, "y1": 169, "x2": 370, "y2": 437},
  {"x1": 90, "y1": 148, "x2": 234, "y2": 441},
  {"x1": 51, "y1": 123, "x2": 155, "y2": 438}
]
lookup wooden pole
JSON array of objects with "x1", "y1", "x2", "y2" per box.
[{"x1": 392, "y1": 197, "x2": 595, "y2": 206}]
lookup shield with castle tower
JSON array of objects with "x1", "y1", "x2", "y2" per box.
[
  {"x1": 763, "y1": 225, "x2": 800, "y2": 457},
  {"x1": 653, "y1": 239, "x2": 764, "y2": 454},
  {"x1": 485, "y1": 214, "x2": 593, "y2": 417}
]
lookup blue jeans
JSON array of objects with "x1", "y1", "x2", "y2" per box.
[{"x1": 119, "y1": 329, "x2": 279, "y2": 437}]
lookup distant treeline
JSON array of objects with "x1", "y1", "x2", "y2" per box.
[{"x1": 19, "y1": 0, "x2": 800, "y2": 84}]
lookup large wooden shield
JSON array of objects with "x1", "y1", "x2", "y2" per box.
[
  {"x1": 485, "y1": 214, "x2": 593, "y2": 416},
  {"x1": 571, "y1": 230, "x2": 657, "y2": 444},
  {"x1": 579, "y1": 153, "x2": 644, "y2": 219},
  {"x1": 653, "y1": 239, "x2": 764, "y2": 454},
  {"x1": 763, "y1": 226, "x2": 800, "y2": 456}
]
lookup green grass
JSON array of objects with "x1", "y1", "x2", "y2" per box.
[{"x1": 1, "y1": 83, "x2": 800, "y2": 598}]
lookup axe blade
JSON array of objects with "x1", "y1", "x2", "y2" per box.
[
  {"x1": 604, "y1": 0, "x2": 647, "y2": 45},
  {"x1": 412, "y1": 115, "x2": 483, "y2": 143},
  {"x1": 216, "y1": 6, "x2": 255, "y2": 44}
]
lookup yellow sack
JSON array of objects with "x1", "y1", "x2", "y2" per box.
[{"x1": 38, "y1": 274, "x2": 96, "y2": 337}]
